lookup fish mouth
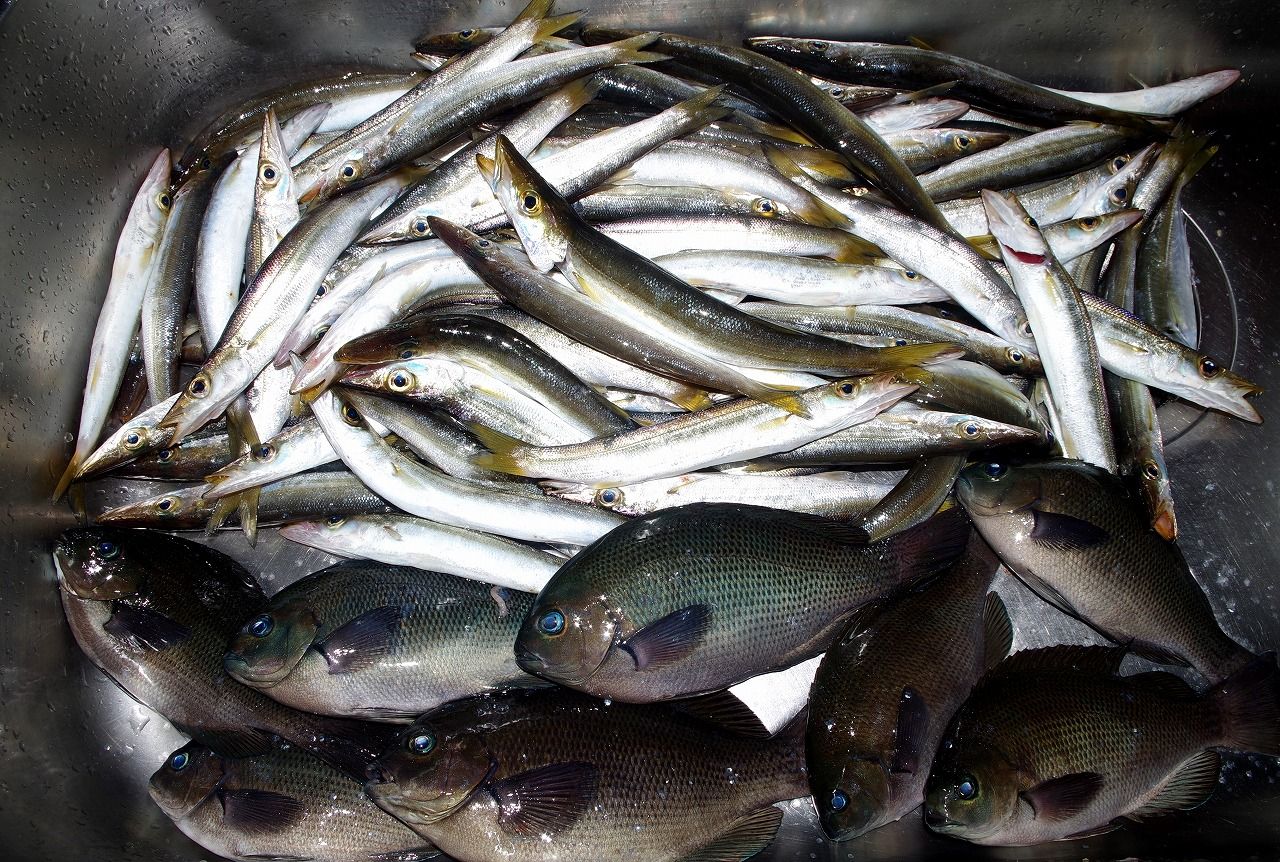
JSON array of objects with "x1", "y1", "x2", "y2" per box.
[
  {"x1": 223, "y1": 652, "x2": 290, "y2": 688},
  {"x1": 924, "y1": 809, "x2": 963, "y2": 831},
  {"x1": 1001, "y1": 243, "x2": 1046, "y2": 266},
  {"x1": 514, "y1": 646, "x2": 547, "y2": 673}
]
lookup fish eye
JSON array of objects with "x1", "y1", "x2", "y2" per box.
[
  {"x1": 1141, "y1": 460, "x2": 1161, "y2": 480},
  {"x1": 458, "y1": 28, "x2": 476, "y2": 39},
  {"x1": 315, "y1": 325, "x2": 330, "y2": 339},
  {"x1": 954, "y1": 134, "x2": 971, "y2": 150},
  {"x1": 259, "y1": 163, "x2": 279, "y2": 186},
  {"x1": 752, "y1": 197, "x2": 777, "y2": 216},
  {"x1": 537, "y1": 609, "x2": 566, "y2": 637},
  {"x1": 830, "y1": 789, "x2": 849, "y2": 812},
  {"x1": 894, "y1": 338, "x2": 909, "y2": 347},
  {"x1": 398, "y1": 348, "x2": 415, "y2": 360},
  {"x1": 902, "y1": 270, "x2": 920, "y2": 281},
  {"x1": 316, "y1": 285, "x2": 327, "y2": 297},
  {"x1": 340, "y1": 162, "x2": 358, "y2": 181},
  {"x1": 1006, "y1": 348, "x2": 1025, "y2": 365},
  {"x1": 829, "y1": 87, "x2": 844, "y2": 98},
  {"x1": 157, "y1": 497, "x2": 175, "y2": 512},
  {"x1": 97, "y1": 540, "x2": 119, "y2": 558},
  {"x1": 959, "y1": 420, "x2": 981, "y2": 437},
  {"x1": 254, "y1": 443, "x2": 275, "y2": 461},
  {"x1": 1198, "y1": 356, "x2": 1222, "y2": 378},
  {"x1": 408, "y1": 732, "x2": 436, "y2": 755},
  {"x1": 808, "y1": 40, "x2": 829, "y2": 52},
  {"x1": 169, "y1": 751, "x2": 189, "y2": 771},
  {"x1": 124, "y1": 430, "x2": 145, "y2": 450},
  {"x1": 983, "y1": 463, "x2": 1007, "y2": 480},
  {"x1": 477, "y1": 238, "x2": 492, "y2": 248},
  {"x1": 595, "y1": 488, "x2": 622, "y2": 507},
  {"x1": 1110, "y1": 185, "x2": 1130, "y2": 205},
  {"x1": 520, "y1": 190, "x2": 542, "y2": 214},
  {"x1": 1111, "y1": 154, "x2": 1130, "y2": 172},
  {"x1": 201, "y1": 157, "x2": 212, "y2": 169},
  {"x1": 957, "y1": 776, "x2": 978, "y2": 800},
  {"x1": 157, "y1": 448, "x2": 173, "y2": 462},
  {"x1": 1024, "y1": 215, "x2": 1038, "y2": 228},
  {"x1": 155, "y1": 192, "x2": 172, "y2": 211},
  {"x1": 325, "y1": 515, "x2": 346, "y2": 528},
  {"x1": 837, "y1": 381, "x2": 857, "y2": 397},
  {"x1": 1017, "y1": 319, "x2": 1034, "y2": 339},
  {"x1": 411, "y1": 219, "x2": 430, "y2": 236},
  {"x1": 187, "y1": 374, "x2": 211, "y2": 398},
  {"x1": 247, "y1": 614, "x2": 274, "y2": 638},
  {"x1": 1079, "y1": 216, "x2": 1100, "y2": 231},
  {"x1": 341, "y1": 404, "x2": 362, "y2": 425},
  {"x1": 388, "y1": 370, "x2": 414, "y2": 392}
]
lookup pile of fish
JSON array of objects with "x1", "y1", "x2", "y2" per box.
[{"x1": 51, "y1": 1, "x2": 1275, "y2": 859}]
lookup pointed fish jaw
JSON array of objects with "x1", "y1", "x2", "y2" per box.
[
  {"x1": 980, "y1": 190, "x2": 1049, "y2": 266},
  {"x1": 75, "y1": 393, "x2": 182, "y2": 479}
]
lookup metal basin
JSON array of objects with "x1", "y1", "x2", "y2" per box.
[{"x1": 1, "y1": 1, "x2": 1277, "y2": 859}]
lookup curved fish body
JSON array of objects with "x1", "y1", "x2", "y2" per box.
[
  {"x1": 895, "y1": 360, "x2": 1050, "y2": 441},
  {"x1": 861, "y1": 97, "x2": 969, "y2": 134},
  {"x1": 150, "y1": 743, "x2": 433, "y2": 862},
  {"x1": 224, "y1": 563, "x2": 547, "y2": 721},
  {"x1": 885, "y1": 127, "x2": 1012, "y2": 173},
  {"x1": 924, "y1": 645, "x2": 1279, "y2": 845},
  {"x1": 515, "y1": 503, "x2": 969, "y2": 702},
  {"x1": 205, "y1": 417, "x2": 340, "y2": 498},
  {"x1": 367, "y1": 689, "x2": 809, "y2": 862},
  {"x1": 808, "y1": 538, "x2": 1008, "y2": 841},
  {"x1": 1045, "y1": 69, "x2": 1240, "y2": 117},
  {"x1": 598, "y1": 214, "x2": 879, "y2": 262},
  {"x1": 1107, "y1": 370, "x2": 1176, "y2": 540},
  {"x1": 956, "y1": 459, "x2": 1258, "y2": 683},
  {"x1": 855, "y1": 453, "x2": 966, "y2": 541}
]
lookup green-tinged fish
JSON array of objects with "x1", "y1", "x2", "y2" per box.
[
  {"x1": 894, "y1": 360, "x2": 1050, "y2": 442},
  {"x1": 150, "y1": 743, "x2": 435, "y2": 862},
  {"x1": 515, "y1": 504, "x2": 968, "y2": 701},
  {"x1": 414, "y1": 25, "x2": 501, "y2": 55},
  {"x1": 366, "y1": 689, "x2": 808, "y2": 862},
  {"x1": 745, "y1": 38, "x2": 1154, "y2": 129},
  {"x1": 956, "y1": 459, "x2": 1259, "y2": 683},
  {"x1": 481, "y1": 137, "x2": 958, "y2": 377},
  {"x1": 856, "y1": 454, "x2": 966, "y2": 541},
  {"x1": 337, "y1": 314, "x2": 634, "y2": 439},
  {"x1": 280, "y1": 513, "x2": 561, "y2": 593},
  {"x1": 924, "y1": 646, "x2": 1279, "y2": 845},
  {"x1": 75, "y1": 392, "x2": 182, "y2": 479},
  {"x1": 573, "y1": 182, "x2": 806, "y2": 223},
  {"x1": 808, "y1": 537, "x2": 1010, "y2": 841},
  {"x1": 743, "y1": 303, "x2": 1040, "y2": 375},
  {"x1": 310, "y1": 387, "x2": 623, "y2": 545},
  {"x1": 983, "y1": 191, "x2": 1115, "y2": 472},
  {"x1": 886, "y1": 127, "x2": 1012, "y2": 173},
  {"x1": 54, "y1": 528, "x2": 394, "y2": 777},
  {"x1": 861, "y1": 96, "x2": 969, "y2": 135},
  {"x1": 739, "y1": 404, "x2": 1042, "y2": 469},
  {"x1": 1107, "y1": 371, "x2": 1176, "y2": 540},
  {"x1": 224, "y1": 563, "x2": 548, "y2": 721},
  {"x1": 95, "y1": 471, "x2": 393, "y2": 530},
  {"x1": 581, "y1": 29, "x2": 957, "y2": 235},
  {"x1": 470, "y1": 375, "x2": 917, "y2": 487},
  {"x1": 112, "y1": 431, "x2": 234, "y2": 481},
  {"x1": 597, "y1": 213, "x2": 880, "y2": 261},
  {"x1": 55, "y1": 150, "x2": 172, "y2": 500},
  {"x1": 543, "y1": 470, "x2": 895, "y2": 518}
]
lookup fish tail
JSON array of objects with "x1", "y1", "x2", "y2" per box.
[
  {"x1": 237, "y1": 487, "x2": 261, "y2": 547},
  {"x1": 513, "y1": 0, "x2": 555, "y2": 25},
  {"x1": 466, "y1": 422, "x2": 536, "y2": 476},
  {"x1": 870, "y1": 342, "x2": 965, "y2": 370},
  {"x1": 883, "y1": 506, "x2": 971, "y2": 586},
  {"x1": 205, "y1": 494, "x2": 240, "y2": 535},
  {"x1": 1213, "y1": 653, "x2": 1280, "y2": 756},
  {"x1": 535, "y1": 10, "x2": 585, "y2": 42},
  {"x1": 606, "y1": 32, "x2": 668, "y2": 64},
  {"x1": 668, "y1": 386, "x2": 715, "y2": 412},
  {"x1": 52, "y1": 452, "x2": 84, "y2": 502}
]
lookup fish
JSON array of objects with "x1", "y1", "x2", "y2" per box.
[
  {"x1": 111, "y1": 431, "x2": 234, "y2": 481},
  {"x1": 968, "y1": 208, "x2": 1144, "y2": 265},
  {"x1": 924, "y1": 645, "x2": 1279, "y2": 845},
  {"x1": 74, "y1": 392, "x2": 182, "y2": 479},
  {"x1": 54, "y1": 150, "x2": 171, "y2": 500},
  {"x1": 574, "y1": 182, "x2": 810, "y2": 223},
  {"x1": 414, "y1": 25, "x2": 501, "y2": 55},
  {"x1": 469, "y1": 375, "x2": 918, "y2": 487},
  {"x1": 204, "y1": 417, "x2": 341, "y2": 499},
  {"x1": 596, "y1": 213, "x2": 880, "y2": 262},
  {"x1": 514, "y1": 503, "x2": 969, "y2": 702},
  {"x1": 885, "y1": 127, "x2": 1012, "y2": 173},
  {"x1": 983, "y1": 190, "x2": 1115, "y2": 472},
  {"x1": 956, "y1": 459, "x2": 1259, "y2": 683},
  {"x1": 893, "y1": 360, "x2": 1051, "y2": 442},
  {"x1": 54, "y1": 527, "x2": 394, "y2": 778},
  {"x1": 855, "y1": 453, "x2": 967, "y2": 541},
  {"x1": 149, "y1": 742, "x2": 435, "y2": 862},
  {"x1": 542, "y1": 470, "x2": 896, "y2": 518},
  {"x1": 1107, "y1": 371, "x2": 1176, "y2": 540},
  {"x1": 366, "y1": 688, "x2": 809, "y2": 862},
  {"x1": 95, "y1": 471, "x2": 394, "y2": 530},
  {"x1": 807, "y1": 536, "x2": 1010, "y2": 841},
  {"x1": 1044, "y1": 69, "x2": 1240, "y2": 117},
  {"x1": 224, "y1": 563, "x2": 549, "y2": 721},
  {"x1": 861, "y1": 96, "x2": 970, "y2": 134}
]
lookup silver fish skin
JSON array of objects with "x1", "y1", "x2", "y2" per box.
[
  {"x1": 939, "y1": 161, "x2": 1118, "y2": 236},
  {"x1": 983, "y1": 191, "x2": 1115, "y2": 472},
  {"x1": 884, "y1": 127, "x2": 1012, "y2": 173},
  {"x1": 973, "y1": 208, "x2": 1144, "y2": 265},
  {"x1": 312, "y1": 387, "x2": 624, "y2": 545},
  {"x1": 56, "y1": 150, "x2": 171, "y2": 499},
  {"x1": 160, "y1": 179, "x2": 401, "y2": 444},
  {"x1": 204, "y1": 417, "x2": 340, "y2": 499},
  {"x1": 574, "y1": 183, "x2": 805, "y2": 222},
  {"x1": 855, "y1": 453, "x2": 966, "y2": 541},
  {"x1": 897, "y1": 360, "x2": 1051, "y2": 442},
  {"x1": 75, "y1": 393, "x2": 182, "y2": 479},
  {"x1": 543, "y1": 470, "x2": 895, "y2": 518},
  {"x1": 597, "y1": 214, "x2": 877, "y2": 262},
  {"x1": 280, "y1": 514, "x2": 562, "y2": 593},
  {"x1": 1045, "y1": 69, "x2": 1240, "y2": 116},
  {"x1": 860, "y1": 97, "x2": 969, "y2": 134}
]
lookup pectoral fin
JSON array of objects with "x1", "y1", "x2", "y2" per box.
[
  {"x1": 317, "y1": 605, "x2": 402, "y2": 674},
  {"x1": 619, "y1": 604, "x2": 712, "y2": 671},
  {"x1": 491, "y1": 762, "x2": 599, "y2": 837},
  {"x1": 1020, "y1": 772, "x2": 1104, "y2": 822}
]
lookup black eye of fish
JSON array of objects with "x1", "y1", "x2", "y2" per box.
[
  {"x1": 1080, "y1": 216, "x2": 1099, "y2": 230},
  {"x1": 1141, "y1": 460, "x2": 1162, "y2": 480},
  {"x1": 478, "y1": 238, "x2": 491, "y2": 248},
  {"x1": 262, "y1": 166, "x2": 277, "y2": 181},
  {"x1": 830, "y1": 87, "x2": 844, "y2": 98},
  {"x1": 808, "y1": 40, "x2": 828, "y2": 52},
  {"x1": 157, "y1": 498, "x2": 173, "y2": 512},
  {"x1": 830, "y1": 789, "x2": 849, "y2": 812},
  {"x1": 408, "y1": 732, "x2": 436, "y2": 755},
  {"x1": 390, "y1": 372, "x2": 411, "y2": 390},
  {"x1": 957, "y1": 776, "x2": 978, "y2": 800},
  {"x1": 1112, "y1": 155, "x2": 1130, "y2": 171},
  {"x1": 248, "y1": 614, "x2": 274, "y2": 638},
  {"x1": 256, "y1": 444, "x2": 274, "y2": 460},
  {"x1": 188, "y1": 376, "x2": 209, "y2": 397},
  {"x1": 170, "y1": 751, "x2": 189, "y2": 771},
  {"x1": 902, "y1": 270, "x2": 919, "y2": 280},
  {"x1": 1198, "y1": 356, "x2": 1222, "y2": 378},
  {"x1": 1112, "y1": 186, "x2": 1129, "y2": 203},
  {"x1": 983, "y1": 463, "x2": 1007, "y2": 480},
  {"x1": 326, "y1": 515, "x2": 346, "y2": 527},
  {"x1": 838, "y1": 381, "x2": 856, "y2": 396},
  {"x1": 459, "y1": 28, "x2": 476, "y2": 38},
  {"x1": 522, "y1": 192, "x2": 540, "y2": 212},
  {"x1": 157, "y1": 448, "x2": 172, "y2": 461},
  {"x1": 342, "y1": 405, "x2": 361, "y2": 424},
  {"x1": 537, "y1": 609, "x2": 566, "y2": 636},
  {"x1": 963, "y1": 422, "x2": 980, "y2": 436},
  {"x1": 97, "y1": 540, "x2": 119, "y2": 558},
  {"x1": 125, "y1": 432, "x2": 141, "y2": 447},
  {"x1": 894, "y1": 338, "x2": 908, "y2": 347},
  {"x1": 1024, "y1": 215, "x2": 1038, "y2": 228},
  {"x1": 399, "y1": 348, "x2": 414, "y2": 360},
  {"x1": 341, "y1": 164, "x2": 357, "y2": 179},
  {"x1": 1007, "y1": 348, "x2": 1024, "y2": 364},
  {"x1": 316, "y1": 285, "x2": 327, "y2": 297},
  {"x1": 755, "y1": 198, "x2": 775, "y2": 214},
  {"x1": 956, "y1": 135, "x2": 971, "y2": 148},
  {"x1": 597, "y1": 488, "x2": 620, "y2": 505},
  {"x1": 412, "y1": 219, "x2": 429, "y2": 235},
  {"x1": 157, "y1": 193, "x2": 172, "y2": 209}
]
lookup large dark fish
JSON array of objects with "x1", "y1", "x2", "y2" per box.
[
  {"x1": 149, "y1": 741, "x2": 436, "y2": 862},
  {"x1": 924, "y1": 645, "x2": 1280, "y2": 845},
  {"x1": 806, "y1": 536, "x2": 1010, "y2": 841},
  {"x1": 54, "y1": 528, "x2": 393, "y2": 778},
  {"x1": 366, "y1": 688, "x2": 808, "y2": 862},
  {"x1": 224, "y1": 562, "x2": 549, "y2": 722},
  {"x1": 956, "y1": 459, "x2": 1257, "y2": 683},
  {"x1": 514, "y1": 503, "x2": 969, "y2": 702}
]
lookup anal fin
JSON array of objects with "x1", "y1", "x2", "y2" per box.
[{"x1": 682, "y1": 806, "x2": 783, "y2": 862}]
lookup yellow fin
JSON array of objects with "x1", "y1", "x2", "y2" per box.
[
  {"x1": 965, "y1": 233, "x2": 1001, "y2": 260},
  {"x1": 464, "y1": 422, "x2": 535, "y2": 476},
  {"x1": 908, "y1": 35, "x2": 937, "y2": 51},
  {"x1": 668, "y1": 386, "x2": 715, "y2": 412},
  {"x1": 873, "y1": 342, "x2": 965, "y2": 370},
  {"x1": 52, "y1": 453, "x2": 83, "y2": 502},
  {"x1": 535, "y1": 10, "x2": 585, "y2": 42},
  {"x1": 237, "y1": 487, "x2": 260, "y2": 547},
  {"x1": 205, "y1": 495, "x2": 240, "y2": 536},
  {"x1": 512, "y1": 0, "x2": 555, "y2": 25}
]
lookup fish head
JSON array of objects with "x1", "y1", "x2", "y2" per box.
[
  {"x1": 224, "y1": 598, "x2": 320, "y2": 688},
  {"x1": 981, "y1": 190, "x2": 1050, "y2": 269},
  {"x1": 340, "y1": 359, "x2": 452, "y2": 399},
  {"x1": 1155, "y1": 344, "x2": 1263, "y2": 423},
  {"x1": 148, "y1": 743, "x2": 226, "y2": 820},
  {"x1": 366, "y1": 720, "x2": 492, "y2": 829},
  {"x1": 477, "y1": 135, "x2": 571, "y2": 272},
  {"x1": 360, "y1": 206, "x2": 432, "y2": 244},
  {"x1": 923, "y1": 749, "x2": 1020, "y2": 842},
  {"x1": 76, "y1": 400, "x2": 179, "y2": 480},
  {"x1": 159, "y1": 362, "x2": 249, "y2": 445},
  {"x1": 944, "y1": 129, "x2": 1011, "y2": 158},
  {"x1": 415, "y1": 26, "x2": 493, "y2": 55},
  {"x1": 956, "y1": 462, "x2": 1039, "y2": 518},
  {"x1": 53, "y1": 527, "x2": 147, "y2": 601},
  {"x1": 811, "y1": 755, "x2": 890, "y2": 842},
  {"x1": 945, "y1": 413, "x2": 1043, "y2": 449},
  {"x1": 515, "y1": 594, "x2": 619, "y2": 688},
  {"x1": 255, "y1": 109, "x2": 298, "y2": 216},
  {"x1": 96, "y1": 487, "x2": 207, "y2": 529},
  {"x1": 295, "y1": 143, "x2": 370, "y2": 211}
]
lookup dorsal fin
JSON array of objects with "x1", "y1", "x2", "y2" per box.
[{"x1": 987, "y1": 645, "x2": 1127, "y2": 682}]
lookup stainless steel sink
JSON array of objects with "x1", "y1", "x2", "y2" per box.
[{"x1": 2, "y1": 1, "x2": 1277, "y2": 859}]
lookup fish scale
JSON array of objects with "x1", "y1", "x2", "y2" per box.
[{"x1": 225, "y1": 563, "x2": 547, "y2": 721}]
